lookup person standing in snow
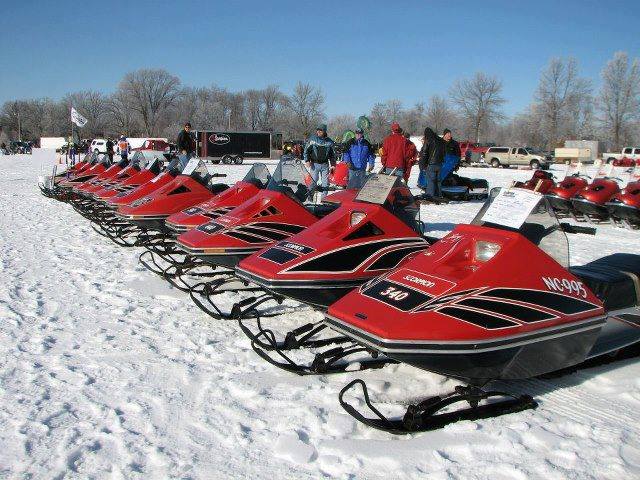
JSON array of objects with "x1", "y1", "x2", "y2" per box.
[
  {"x1": 118, "y1": 135, "x2": 130, "y2": 162},
  {"x1": 439, "y1": 128, "x2": 461, "y2": 182},
  {"x1": 304, "y1": 124, "x2": 335, "y2": 200},
  {"x1": 176, "y1": 122, "x2": 195, "y2": 168},
  {"x1": 380, "y1": 122, "x2": 408, "y2": 178},
  {"x1": 403, "y1": 132, "x2": 418, "y2": 183},
  {"x1": 343, "y1": 128, "x2": 375, "y2": 189},
  {"x1": 105, "y1": 138, "x2": 115, "y2": 163},
  {"x1": 418, "y1": 127, "x2": 446, "y2": 198}
]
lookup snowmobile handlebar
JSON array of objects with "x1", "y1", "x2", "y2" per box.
[{"x1": 210, "y1": 173, "x2": 227, "y2": 178}]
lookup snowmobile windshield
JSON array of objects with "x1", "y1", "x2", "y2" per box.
[
  {"x1": 266, "y1": 156, "x2": 310, "y2": 203},
  {"x1": 84, "y1": 152, "x2": 99, "y2": 164},
  {"x1": 471, "y1": 187, "x2": 569, "y2": 267},
  {"x1": 166, "y1": 157, "x2": 183, "y2": 175},
  {"x1": 116, "y1": 158, "x2": 129, "y2": 169},
  {"x1": 129, "y1": 151, "x2": 144, "y2": 169},
  {"x1": 354, "y1": 174, "x2": 420, "y2": 231},
  {"x1": 242, "y1": 163, "x2": 271, "y2": 189},
  {"x1": 182, "y1": 158, "x2": 212, "y2": 186}
]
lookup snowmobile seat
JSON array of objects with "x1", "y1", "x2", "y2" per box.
[
  {"x1": 209, "y1": 182, "x2": 229, "y2": 195},
  {"x1": 570, "y1": 253, "x2": 640, "y2": 311},
  {"x1": 305, "y1": 202, "x2": 340, "y2": 219}
]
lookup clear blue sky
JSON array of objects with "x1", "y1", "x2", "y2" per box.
[{"x1": 1, "y1": 0, "x2": 639, "y2": 117}]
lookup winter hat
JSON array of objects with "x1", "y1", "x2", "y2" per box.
[
  {"x1": 316, "y1": 124, "x2": 327, "y2": 132},
  {"x1": 391, "y1": 122, "x2": 401, "y2": 132}
]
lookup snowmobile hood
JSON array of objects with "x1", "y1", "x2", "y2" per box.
[
  {"x1": 326, "y1": 223, "x2": 604, "y2": 346},
  {"x1": 106, "y1": 170, "x2": 176, "y2": 207},
  {"x1": 176, "y1": 189, "x2": 321, "y2": 255},
  {"x1": 573, "y1": 178, "x2": 620, "y2": 204},
  {"x1": 164, "y1": 180, "x2": 262, "y2": 232},
  {"x1": 547, "y1": 176, "x2": 589, "y2": 200},
  {"x1": 237, "y1": 197, "x2": 428, "y2": 284},
  {"x1": 116, "y1": 174, "x2": 217, "y2": 219}
]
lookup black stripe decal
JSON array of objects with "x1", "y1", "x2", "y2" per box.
[
  {"x1": 457, "y1": 298, "x2": 556, "y2": 323},
  {"x1": 480, "y1": 288, "x2": 599, "y2": 315},
  {"x1": 259, "y1": 248, "x2": 300, "y2": 264},
  {"x1": 237, "y1": 226, "x2": 290, "y2": 241},
  {"x1": 251, "y1": 222, "x2": 305, "y2": 234},
  {"x1": 288, "y1": 240, "x2": 421, "y2": 273},
  {"x1": 224, "y1": 230, "x2": 271, "y2": 244},
  {"x1": 365, "y1": 244, "x2": 429, "y2": 271},
  {"x1": 618, "y1": 313, "x2": 640, "y2": 327},
  {"x1": 361, "y1": 279, "x2": 433, "y2": 311},
  {"x1": 437, "y1": 306, "x2": 519, "y2": 329}
]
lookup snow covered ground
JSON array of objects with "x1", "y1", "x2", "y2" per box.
[{"x1": 1, "y1": 149, "x2": 640, "y2": 479}]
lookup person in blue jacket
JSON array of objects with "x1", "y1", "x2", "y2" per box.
[{"x1": 343, "y1": 128, "x2": 375, "y2": 189}]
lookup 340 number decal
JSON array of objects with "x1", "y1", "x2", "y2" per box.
[
  {"x1": 542, "y1": 277, "x2": 588, "y2": 298},
  {"x1": 379, "y1": 286, "x2": 410, "y2": 301}
]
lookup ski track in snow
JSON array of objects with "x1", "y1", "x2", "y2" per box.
[{"x1": 1, "y1": 150, "x2": 639, "y2": 479}]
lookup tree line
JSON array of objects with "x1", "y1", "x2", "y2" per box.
[{"x1": 1, "y1": 51, "x2": 638, "y2": 150}]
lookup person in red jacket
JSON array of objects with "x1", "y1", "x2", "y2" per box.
[
  {"x1": 403, "y1": 132, "x2": 418, "y2": 183},
  {"x1": 381, "y1": 122, "x2": 408, "y2": 178}
]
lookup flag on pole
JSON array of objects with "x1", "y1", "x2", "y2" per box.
[{"x1": 71, "y1": 107, "x2": 88, "y2": 127}]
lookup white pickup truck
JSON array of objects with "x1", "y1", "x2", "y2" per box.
[{"x1": 602, "y1": 147, "x2": 640, "y2": 163}]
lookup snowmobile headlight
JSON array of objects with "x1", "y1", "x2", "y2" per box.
[
  {"x1": 350, "y1": 211, "x2": 366, "y2": 226},
  {"x1": 475, "y1": 241, "x2": 501, "y2": 262}
]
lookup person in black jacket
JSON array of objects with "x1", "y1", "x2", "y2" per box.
[
  {"x1": 176, "y1": 122, "x2": 194, "y2": 167},
  {"x1": 418, "y1": 127, "x2": 446, "y2": 197},
  {"x1": 105, "y1": 138, "x2": 115, "y2": 163}
]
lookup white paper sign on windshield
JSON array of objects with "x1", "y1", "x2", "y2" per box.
[
  {"x1": 355, "y1": 174, "x2": 397, "y2": 204},
  {"x1": 181, "y1": 158, "x2": 201, "y2": 176},
  {"x1": 481, "y1": 188, "x2": 542, "y2": 229}
]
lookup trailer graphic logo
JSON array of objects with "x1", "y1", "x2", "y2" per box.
[{"x1": 209, "y1": 133, "x2": 231, "y2": 145}]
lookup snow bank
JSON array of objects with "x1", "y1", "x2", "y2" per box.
[{"x1": 1, "y1": 151, "x2": 639, "y2": 479}]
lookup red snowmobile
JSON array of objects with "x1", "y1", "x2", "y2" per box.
[
  {"x1": 235, "y1": 174, "x2": 433, "y2": 374},
  {"x1": 325, "y1": 187, "x2": 640, "y2": 433},
  {"x1": 93, "y1": 153, "x2": 164, "y2": 201},
  {"x1": 54, "y1": 153, "x2": 113, "y2": 200},
  {"x1": 606, "y1": 168, "x2": 640, "y2": 228},
  {"x1": 113, "y1": 158, "x2": 228, "y2": 247},
  {"x1": 175, "y1": 156, "x2": 344, "y2": 319},
  {"x1": 90, "y1": 157, "x2": 185, "y2": 246},
  {"x1": 571, "y1": 165, "x2": 623, "y2": 221},
  {"x1": 546, "y1": 164, "x2": 591, "y2": 216},
  {"x1": 513, "y1": 169, "x2": 556, "y2": 193},
  {"x1": 39, "y1": 152, "x2": 99, "y2": 199},
  {"x1": 138, "y1": 163, "x2": 272, "y2": 284}
]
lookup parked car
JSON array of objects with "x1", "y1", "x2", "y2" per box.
[
  {"x1": 602, "y1": 147, "x2": 640, "y2": 164},
  {"x1": 483, "y1": 146, "x2": 551, "y2": 169},
  {"x1": 90, "y1": 138, "x2": 109, "y2": 153}
]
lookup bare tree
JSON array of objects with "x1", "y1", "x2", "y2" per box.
[
  {"x1": 450, "y1": 72, "x2": 506, "y2": 142},
  {"x1": 534, "y1": 58, "x2": 592, "y2": 148},
  {"x1": 327, "y1": 114, "x2": 356, "y2": 142},
  {"x1": 424, "y1": 95, "x2": 456, "y2": 135},
  {"x1": 260, "y1": 85, "x2": 284, "y2": 131},
  {"x1": 118, "y1": 69, "x2": 181, "y2": 136},
  {"x1": 283, "y1": 82, "x2": 325, "y2": 138},
  {"x1": 64, "y1": 90, "x2": 110, "y2": 137},
  {"x1": 105, "y1": 90, "x2": 140, "y2": 137},
  {"x1": 598, "y1": 51, "x2": 640, "y2": 150}
]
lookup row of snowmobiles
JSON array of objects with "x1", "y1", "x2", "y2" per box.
[
  {"x1": 39, "y1": 151, "x2": 640, "y2": 434},
  {"x1": 514, "y1": 164, "x2": 640, "y2": 229}
]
